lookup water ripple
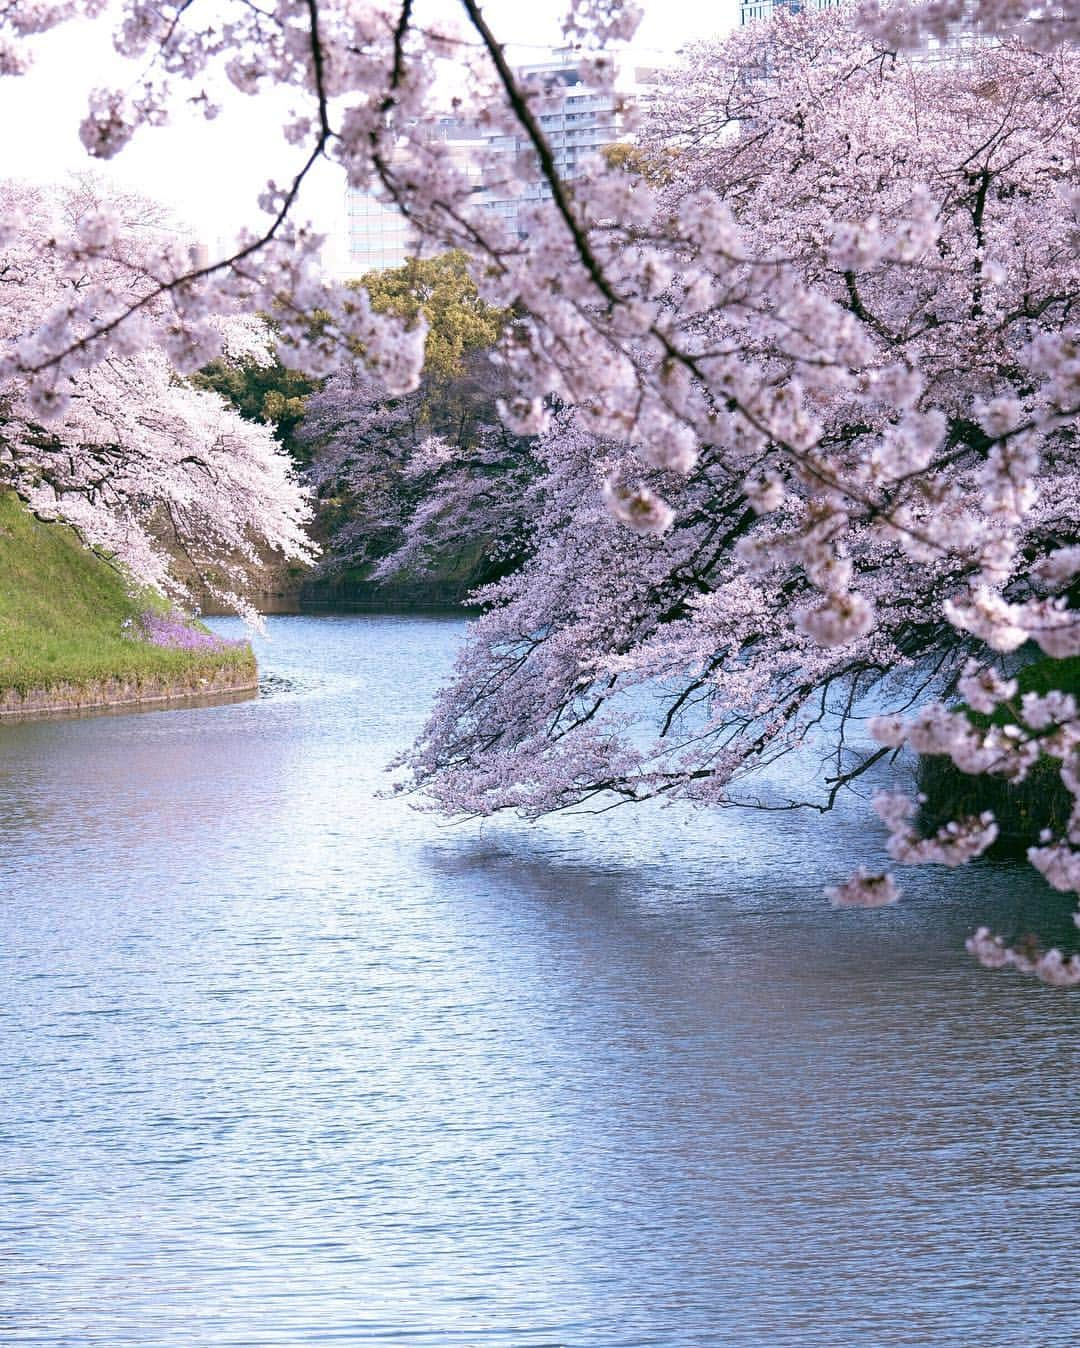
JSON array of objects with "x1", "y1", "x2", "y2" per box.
[{"x1": 0, "y1": 615, "x2": 1077, "y2": 1346}]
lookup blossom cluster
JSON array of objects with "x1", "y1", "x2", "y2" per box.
[
  {"x1": 966, "y1": 926, "x2": 1080, "y2": 988},
  {"x1": 873, "y1": 792, "x2": 1000, "y2": 866},
  {"x1": 825, "y1": 868, "x2": 901, "y2": 909}
]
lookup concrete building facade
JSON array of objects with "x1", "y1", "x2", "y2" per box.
[
  {"x1": 338, "y1": 50, "x2": 657, "y2": 277},
  {"x1": 739, "y1": 0, "x2": 845, "y2": 24}
]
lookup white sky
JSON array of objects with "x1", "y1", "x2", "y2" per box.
[{"x1": 0, "y1": 1, "x2": 737, "y2": 244}]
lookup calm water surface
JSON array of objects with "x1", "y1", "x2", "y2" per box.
[{"x1": 1, "y1": 615, "x2": 1077, "y2": 1347}]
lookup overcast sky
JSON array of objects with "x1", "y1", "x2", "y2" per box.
[{"x1": 0, "y1": 1, "x2": 736, "y2": 243}]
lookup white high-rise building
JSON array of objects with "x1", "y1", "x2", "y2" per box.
[
  {"x1": 340, "y1": 119, "x2": 487, "y2": 276},
  {"x1": 342, "y1": 192, "x2": 417, "y2": 275},
  {"x1": 739, "y1": 0, "x2": 845, "y2": 23},
  {"x1": 338, "y1": 50, "x2": 661, "y2": 277},
  {"x1": 476, "y1": 51, "x2": 624, "y2": 239},
  {"x1": 738, "y1": 0, "x2": 982, "y2": 60}
]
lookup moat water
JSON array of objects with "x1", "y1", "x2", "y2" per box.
[{"x1": 1, "y1": 615, "x2": 1077, "y2": 1346}]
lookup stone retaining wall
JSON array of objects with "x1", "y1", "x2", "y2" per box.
[
  {"x1": 297, "y1": 577, "x2": 476, "y2": 613},
  {"x1": 0, "y1": 663, "x2": 259, "y2": 721}
]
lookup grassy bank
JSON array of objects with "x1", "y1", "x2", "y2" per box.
[{"x1": 0, "y1": 494, "x2": 255, "y2": 697}]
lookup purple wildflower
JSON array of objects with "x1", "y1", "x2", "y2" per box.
[{"x1": 129, "y1": 611, "x2": 245, "y2": 651}]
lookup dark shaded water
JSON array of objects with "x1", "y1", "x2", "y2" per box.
[{"x1": 1, "y1": 615, "x2": 1077, "y2": 1347}]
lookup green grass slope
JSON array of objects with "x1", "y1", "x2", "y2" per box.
[{"x1": 0, "y1": 494, "x2": 254, "y2": 695}]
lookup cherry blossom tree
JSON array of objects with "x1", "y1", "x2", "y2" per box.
[
  {"x1": 302, "y1": 349, "x2": 539, "y2": 587},
  {"x1": 2, "y1": 1, "x2": 1079, "y2": 982},
  {"x1": 298, "y1": 249, "x2": 523, "y2": 587},
  {"x1": 394, "y1": 11, "x2": 1077, "y2": 983},
  {"x1": 0, "y1": 177, "x2": 315, "y2": 612}
]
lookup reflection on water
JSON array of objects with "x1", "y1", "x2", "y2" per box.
[{"x1": 0, "y1": 615, "x2": 1077, "y2": 1347}]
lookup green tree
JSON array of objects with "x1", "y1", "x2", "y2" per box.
[
  {"x1": 191, "y1": 342, "x2": 318, "y2": 464},
  {"x1": 194, "y1": 253, "x2": 507, "y2": 465},
  {"x1": 356, "y1": 251, "x2": 508, "y2": 382}
]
